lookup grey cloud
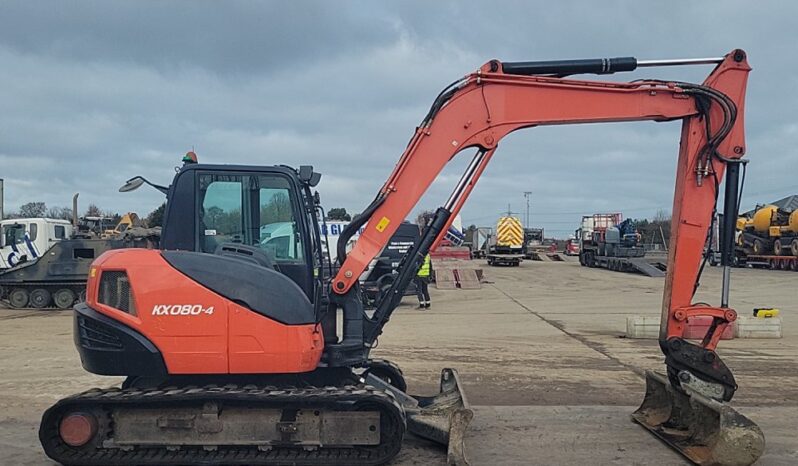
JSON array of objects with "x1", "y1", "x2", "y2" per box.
[
  {"x1": 1, "y1": 1, "x2": 796, "y2": 237},
  {"x1": 0, "y1": 1, "x2": 399, "y2": 75}
]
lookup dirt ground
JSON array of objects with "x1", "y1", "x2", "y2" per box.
[{"x1": 1, "y1": 259, "x2": 796, "y2": 465}]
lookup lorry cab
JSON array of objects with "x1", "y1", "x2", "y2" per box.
[{"x1": 0, "y1": 218, "x2": 73, "y2": 269}]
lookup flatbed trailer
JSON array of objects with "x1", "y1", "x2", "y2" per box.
[
  {"x1": 586, "y1": 255, "x2": 665, "y2": 277},
  {"x1": 741, "y1": 254, "x2": 798, "y2": 271},
  {"x1": 486, "y1": 253, "x2": 524, "y2": 266}
]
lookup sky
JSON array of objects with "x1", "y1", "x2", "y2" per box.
[{"x1": 1, "y1": 1, "x2": 796, "y2": 237}]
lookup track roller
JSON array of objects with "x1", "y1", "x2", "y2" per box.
[{"x1": 8, "y1": 288, "x2": 30, "y2": 308}]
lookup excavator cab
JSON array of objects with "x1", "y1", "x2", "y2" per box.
[
  {"x1": 60, "y1": 164, "x2": 329, "y2": 379},
  {"x1": 160, "y1": 164, "x2": 323, "y2": 301}
]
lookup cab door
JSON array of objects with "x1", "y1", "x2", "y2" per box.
[
  {"x1": 196, "y1": 171, "x2": 313, "y2": 298},
  {"x1": 1, "y1": 222, "x2": 37, "y2": 268}
]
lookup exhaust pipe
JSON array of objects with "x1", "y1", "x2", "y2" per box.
[{"x1": 72, "y1": 193, "x2": 79, "y2": 228}]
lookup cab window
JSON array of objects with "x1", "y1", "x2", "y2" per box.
[
  {"x1": 259, "y1": 178, "x2": 304, "y2": 261},
  {"x1": 54, "y1": 225, "x2": 67, "y2": 239},
  {"x1": 3, "y1": 224, "x2": 26, "y2": 246},
  {"x1": 199, "y1": 174, "x2": 305, "y2": 263},
  {"x1": 200, "y1": 178, "x2": 244, "y2": 252}
]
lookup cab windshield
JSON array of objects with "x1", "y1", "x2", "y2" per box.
[
  {"x1": 3, "y1": 224, "x2": 26, "y2": 247},
  {"x1": 198, "y1": 174, "x2": 305, "y2": 263}
]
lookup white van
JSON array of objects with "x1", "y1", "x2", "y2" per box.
[{"x1": 0, "y1": 218, "x2": 74, "y2": 269}]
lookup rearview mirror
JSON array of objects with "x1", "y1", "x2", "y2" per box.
[
  {"x1": 119, "y1": 176, "x2": 145, "y2": 193},
  {"x1": 298, "y1": 166, "x2": 322, "y2": 187},
  {"x1": 118, "y1": 176, "x2": 169, "y2": 195}
]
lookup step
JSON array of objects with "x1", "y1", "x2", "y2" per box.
[{"x1": 734, "y1": 316, "x2": 783, "y2": 339}]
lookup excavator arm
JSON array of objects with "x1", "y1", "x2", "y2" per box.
[{"x1": 330, "y1": 49, "x2": 762, "y2": 465}]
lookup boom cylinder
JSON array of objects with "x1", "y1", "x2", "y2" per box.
[
  {"x1": 501, "y1": 56, "x2": 725, "y2": 77},
  {"x1": 502, "y1": 57, "x2": 637, "y2": 76},
  {"x1": 364, "y1": 207, "x2": 451, "y2": 345},
  {"x1": 720, "y1": 161, "x2": 742, "y2": 307}
]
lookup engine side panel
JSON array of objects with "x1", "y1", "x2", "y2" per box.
[
  {"x1": 228, "y1": 300, "x2": 323, "y2": 373},
  {"x1": 86, "y1": 249, "x2": 323, "y2": 375}
]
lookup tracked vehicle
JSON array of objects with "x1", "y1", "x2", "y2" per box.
[{"x1": 42, "y1": 50, "x2": 761, "y2": 465}]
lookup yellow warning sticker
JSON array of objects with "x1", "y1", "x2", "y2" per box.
[{"x1": 375, "y1": 216, "x2": 391, "y2": 232}]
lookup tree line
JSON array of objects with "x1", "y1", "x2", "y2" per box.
[
  {"x1": 628, "y1": 209, "x2": 671, "y2": 247},
  {"x1": 3, "y1": 200, "x2": 167, "y2": 229}
]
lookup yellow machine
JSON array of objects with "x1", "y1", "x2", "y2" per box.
[
  {"x1": 753, "y1": 308, "x2": 780, "y2": 318},
  {"x1": 737, "y1": 204, "x2": 798, "y2": 256},
  {"x1": 102, "y1": 212, "x2": 142, "y2": 238}
]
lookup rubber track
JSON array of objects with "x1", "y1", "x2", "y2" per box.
[{"x1": 40, "y1": 384, "x2": 406, "y2": 466}]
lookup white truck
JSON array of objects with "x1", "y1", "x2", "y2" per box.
[
  {"x1": 320, "y1": 220, "x2": 365, "y2": 264},
  {"x1": 0, "y1": 218, "x2": 73, "y2": 269}
]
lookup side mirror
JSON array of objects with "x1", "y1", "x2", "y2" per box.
[
  {"x1": 298, "y1": 165, "x2": 322, "y2": 187},
  {"x1": 298, "y1": 166, "x2": 313, "y2": 183},
  {"x1": 119, "y1": 176, "x2": 146, "y2": 192},
  {"x1": 119, "y1": 175, "x2": 169, "y2": 195}
]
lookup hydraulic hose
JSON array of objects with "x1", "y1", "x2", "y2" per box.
[{"x1": 336, "y1": 196, "x2": 385, "y2": 265}]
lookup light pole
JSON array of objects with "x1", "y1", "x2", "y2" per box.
[{"x1": 523, "y1": 191, "x2": 532, "y2": 227}]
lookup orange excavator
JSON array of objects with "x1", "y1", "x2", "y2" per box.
[{"x1": 41, "y1": 50, "x2": 760, "y2": 465}]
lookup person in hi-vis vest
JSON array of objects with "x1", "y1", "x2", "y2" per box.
[{"x1": 415, "y1": 254, "x2": 432, "y2": 309}]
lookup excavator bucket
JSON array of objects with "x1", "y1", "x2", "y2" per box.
[
  {"x1": 365, "y1": 368, "x2": 473, "y2": 465},
  {"x1": 632, "y1": 371, "x2": 765, "y2": 466}
]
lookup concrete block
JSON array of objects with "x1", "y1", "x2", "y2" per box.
[
  {"x1": 735, "y1": 316, "x2": 783, "y2": 339},
  {"x1": 626, "y1": 315, "x2": 659, "y2": 339}
]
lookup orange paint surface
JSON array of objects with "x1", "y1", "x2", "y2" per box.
[{"x1": 89, "y1": 249, "x2": 323, "y2": 374}]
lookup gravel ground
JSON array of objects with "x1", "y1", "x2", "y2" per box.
[{"x1": 1, "y1": 258, "x2": 795, "y2": 464}]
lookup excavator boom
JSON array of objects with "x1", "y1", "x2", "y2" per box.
[{"x1": 330, "y1": 50, "x2": 760, "y2": 464}]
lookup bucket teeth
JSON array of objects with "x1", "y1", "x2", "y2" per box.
[{"x1": 632, "y1": 371, "x2": 765, "y2": 466}]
